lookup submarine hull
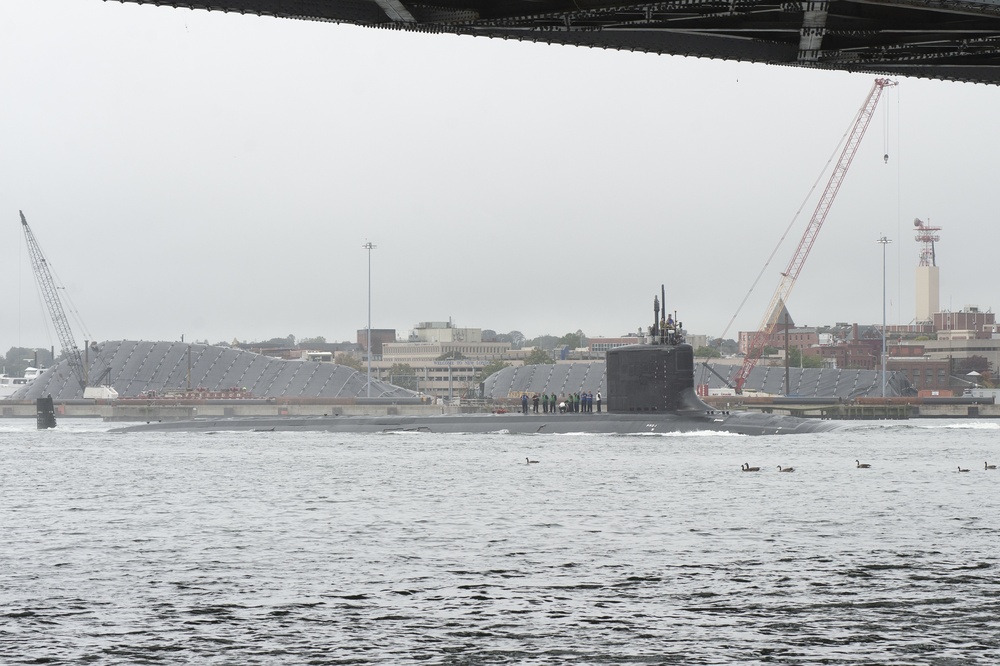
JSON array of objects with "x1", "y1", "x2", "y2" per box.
[
  {"x1": 112, "y1": 341, "x2": 841, "y2": 436},
  {"x1": 113, "y1": 401, "x2": 840, "y2": 436}
]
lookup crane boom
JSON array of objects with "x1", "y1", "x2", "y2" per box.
[
  {"x1": 734, "y1": 78, "x2": 897, "y2": 393},
  {"x1": 20, "y1": 211, "x2": 87, "y2": 390}
]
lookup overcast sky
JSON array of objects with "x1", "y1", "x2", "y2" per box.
[{"x1": 3, "y1": 1, "x2": 999, "y2": 355}]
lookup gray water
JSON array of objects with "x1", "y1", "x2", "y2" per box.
[{"x1": 2, "y1": 418, "x2": 999, "y2": 664}]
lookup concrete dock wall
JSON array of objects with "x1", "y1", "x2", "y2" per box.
[{"x1": 0, "y1": 400, "x2": 464, "y2": 421}]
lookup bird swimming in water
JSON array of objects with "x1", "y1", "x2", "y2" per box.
[
  {"x1": 856, "y1": 460, "x2": 871, "y2": 469},
  {"x1": 526, "y1": 457, "x2": 539, "y2": 464},
  {"x1": 742, "y1": 463, "x2": 760, "y2": 472},
  {"x1": 958, "y1": 466, "x2": 970, "y2": 473},
  {"x1": 986, "y1": 462, "x2": 997, "y2": 470},
  {"x1": 777, "y1": 466, "x2": 795, "y2": 472}
]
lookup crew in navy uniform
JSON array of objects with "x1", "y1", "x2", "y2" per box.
[{"x1": 521, "y1": 393, "x2": 529, "y2": 414}]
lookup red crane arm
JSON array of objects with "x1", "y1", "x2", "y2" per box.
[{"x1": 734, "y1": 77, "x2": 897, "y2": 393}]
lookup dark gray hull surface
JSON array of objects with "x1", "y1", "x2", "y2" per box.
[{"x1": 114, "y1": 411, "x2": 841, "y2": 436}]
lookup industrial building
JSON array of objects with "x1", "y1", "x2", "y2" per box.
[{"x1": 7, "y1": 340, "x2": 418, "y2": 402}]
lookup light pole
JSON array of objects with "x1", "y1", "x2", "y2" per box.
[
  {"x1": 362, "y1": 241, "x2": 377, "y2": 398},
  {"x1": 876, "y1": 235, "x2": 892, "y2": 398}
]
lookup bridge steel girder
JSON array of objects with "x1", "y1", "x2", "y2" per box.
[{"x1": 105, "y1": 0, "x2": 1000, "y2": 84}]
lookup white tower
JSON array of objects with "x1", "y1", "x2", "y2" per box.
[{"x1": 914, "y1": 218, "x2": 941, "y2": 323}]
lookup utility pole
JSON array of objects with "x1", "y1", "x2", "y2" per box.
[
  {"x1": 877, "y1": 235, "x2": 892, "y2": 398},
  {"x1": 362, "y1": 241, "x2": 377, "y2": 398}
]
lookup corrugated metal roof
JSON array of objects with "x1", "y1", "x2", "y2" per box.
[
  {"x1": 9, "y1": 341, "x2": 417, "y2": 401},
  {"x1": 481, "y1": 361, "x2": 911, "y2": 399}
]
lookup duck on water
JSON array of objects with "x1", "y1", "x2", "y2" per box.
[{"x1": 111, "y1": 290, "x2": 842, "y2": 436}]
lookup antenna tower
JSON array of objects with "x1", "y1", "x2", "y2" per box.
[{"x1": 913, "y1": 218, "x2": 941, "y2": 267}]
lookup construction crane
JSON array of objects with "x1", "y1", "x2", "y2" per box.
[
  {"x1": 733, "y1": 78, "x2": 897, "y2": 393},
  {"x1": 20, "y1": 211, "x2": 88, "y2": 390}
]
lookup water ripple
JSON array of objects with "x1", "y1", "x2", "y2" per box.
[{"x1": 2, "y1": 419, "x2": 1000, "y2": 663}]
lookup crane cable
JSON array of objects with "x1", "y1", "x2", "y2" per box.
[{"x1": 883, "y1": 92, "x2": 891, "y2": 163}]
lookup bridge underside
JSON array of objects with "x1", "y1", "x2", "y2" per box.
[{"x1": 107, "y1": 0, "x2": 1000, "y2": 84}]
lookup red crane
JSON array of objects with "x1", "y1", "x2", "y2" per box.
[{"x1": 733, "y1": 78, "x2": 897, "y2": 393}]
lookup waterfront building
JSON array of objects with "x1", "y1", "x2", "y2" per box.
[
  {"x1": 356, "y1": 328, "x2": 396, "y2": 359},
  {"x1": 375, "y1": 321, "x2": 512, "y2": 401},
  {"x1": 932, "y1": 307, "x2": 995, "y2": 335}
]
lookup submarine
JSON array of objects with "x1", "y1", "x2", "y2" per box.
[{"x1": 113, "y1": 291, "x2": 840, "y2": 436}]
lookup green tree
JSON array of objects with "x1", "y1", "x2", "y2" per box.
[
  {"x1": 713, "y1": 338, "x2": 739, "y2": 355},
  {"x1": 558, "y1": 331, "x2": 586, "y2": 349},
  {"x1": 388, "y1": 363, "x2": 418, "y2": 390},
  {"x1": 695, "y1": 346, "x2": 721, "y2": 358},
  {"x1": 4, "y1": 347, "x2": 54, "y2": 376},
  {"x1": 788, "y1": 348, "x2": 824, "y2": 368},
  {"x1": 299, "y1": 336, "x2": 327, "y2": 345},
  {"x1": 523, "y1": 348, "x2": 555, "y2": 365},
  {"x1": 954, "y1": 355, "x2": 991, "y2": 375},
  {"x1": 496, "y1": 330, "x2": 526, "y2": 349},
  {"x1": 335, "y1": 353, "x2": 363, "y2": 370},
  {"x1": 524, "y1": 334, "x2": 559, "y2": 351},
  {"x1": 762, "y1": 345, "x2": 779, "y2": 356}
]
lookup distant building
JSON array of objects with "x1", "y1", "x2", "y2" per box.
[
  {"x1": 588, "y1": 336, "x2": 641, "y2": 353},
  {"x1": 933, "y1": 307, "x2": 995, "y2": 336},
  {"x1": 686, "y1": 334, "x2": 708, "y2": 351},
  {"x1": 803, "y1": 323, "x2": 882, "y2": 369},
  {"x1": 739, "y1": 321, "x2": 819, "y2": 356},
  {"x1": 919, "y1": 336, "x2": 1000, "y2": 378},
  {"x1": 738, "y1": 300, "x2": 803, "y2": 355},
  {"x1": 357, "y1": 328, "x2": 396, "y2": 358},
  {"x1": 885, "y1": 344, "x2": 951, "y2": 391},
  {"x1": 376, "y1": 321, "x2": 512, "y2": 401}
]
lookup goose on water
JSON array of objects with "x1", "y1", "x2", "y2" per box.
[
  {"x1": 958, "y1": 466, "x2": 970, "y2": 473},
  {"x1": 986, "y1": 462, "x2": 997, "y2": 470},
  {"x1": 856, "y1": 460, "x2": 871, "y2": 469},
  {"x1": 777, "y1": 466, "x2": 795, "y2": 473},
  {"x1": 742, "y1": 463, "x2": 761, "y2": 472},
  {"x1": 526, "y1": 457, "x2": 539, "y2": 464}
]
